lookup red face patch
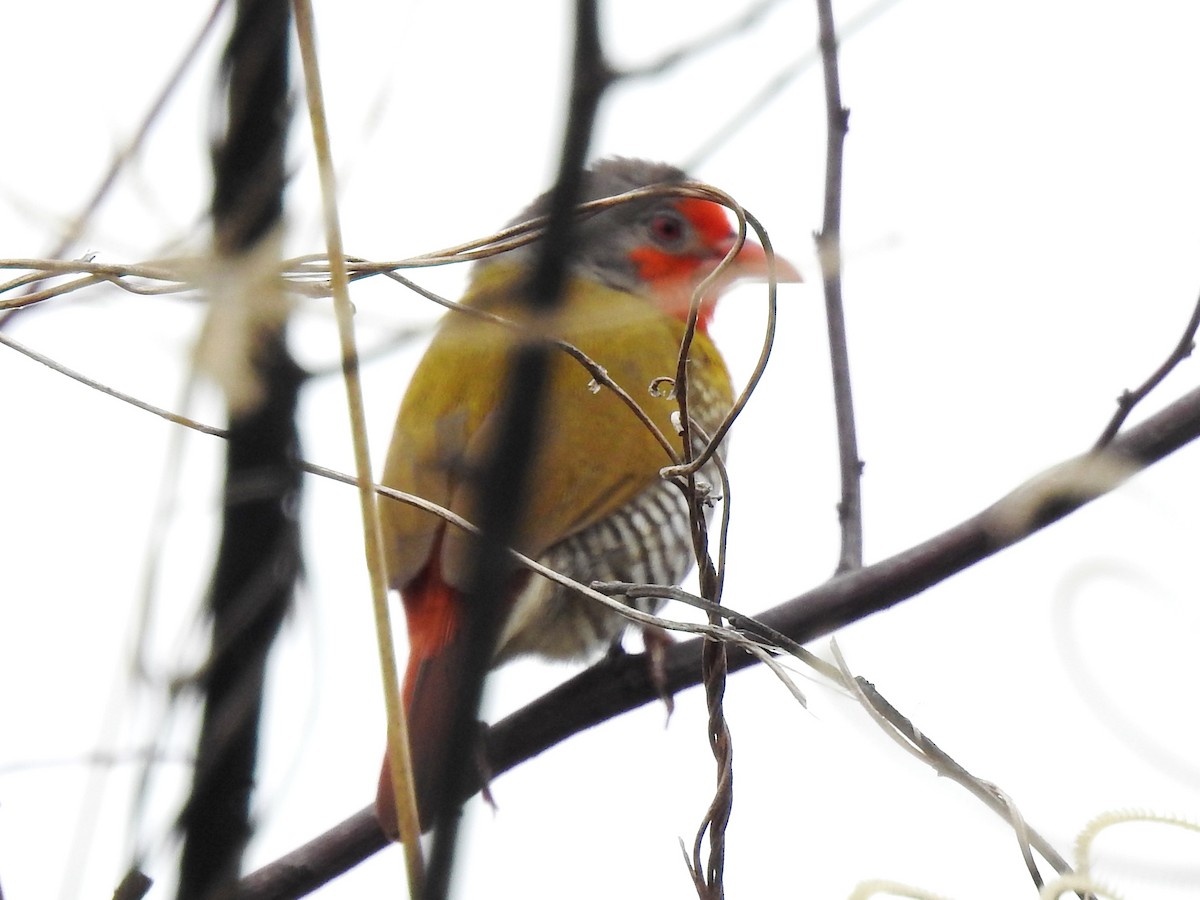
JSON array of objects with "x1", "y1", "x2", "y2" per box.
[
  {"x1": 677, "y1": 198, "x2": 734, "y2": 249},
  {"x1": 628, "y1": 198, "x2": 735, "y2": 331},
  {"x1": 629, "y1": 199, "x2": 734, "y2": 282}
]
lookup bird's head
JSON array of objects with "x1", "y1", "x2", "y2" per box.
[{"x1": 478, "y1": 157, "x2": 801, "y2": 332}]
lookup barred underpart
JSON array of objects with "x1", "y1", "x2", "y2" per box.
[{"x1": 494, "y1": 466, "x2": 720, "y2": 664}]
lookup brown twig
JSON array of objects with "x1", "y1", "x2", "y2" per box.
[
  {"x1": 814, "y1": 0, "x2": 863, "y2": 575},
  {"x1": 664, "y1": 199, "x2": 769, "y2": 898},
  {"x1": 1093, "y1": 289, "x2": 1200, "y2": 449},
  {"x1": 688, "y1": 617, "x2": 733, "y2": 900},
  {"x1": 661, "y1": 204, "x2": 784, "y2": 482},
  {"x1": 676, "y1": 422, "x2": 733, "y2": 900}
]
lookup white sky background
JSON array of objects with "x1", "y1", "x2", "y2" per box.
[{"x1": 2, "y1": 1, "x2": 1200, "y2": 898}]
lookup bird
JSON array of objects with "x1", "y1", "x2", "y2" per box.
[{"x1": 374, "y1": 157, "x2": 800, "y2": 838}]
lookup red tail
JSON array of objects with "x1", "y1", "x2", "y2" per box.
[{"x1": 375, "y1": 545, "x2": 469, "y2": 840}]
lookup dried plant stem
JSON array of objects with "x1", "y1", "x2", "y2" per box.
[
  {"x1": 661, "y1": 204, "x2": 783, "y2": 482},
  {"x1": 0, "y1": 0, "x2": 226, "y2": 329},
  {"x1": 290, "y1": 0, "x2": 424, "y2": 890},
  {"x1": 830, "y1": 641, "x2": 1088, "y2": 898}
]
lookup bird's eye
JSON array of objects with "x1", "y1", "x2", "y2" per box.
[{"x1": 648, "y1": 210, "x2": 687, "y2": 246}]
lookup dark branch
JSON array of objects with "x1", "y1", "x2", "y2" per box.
[
  {"x1": 113, "y1": 870, "x2": 154, "y2": 900},
  {"x1": 1094, "y1": 289, "x2": 1200, "y2": 449},
  {"x1": 177, "y1": 1, "x2": 297, "y2": 898},
  {"x1": 237, "y1": 381, "x2": 1200, "y2": 899},
  {"x1": 418, "y1": 2, "x2": 611, "y2": 898}
]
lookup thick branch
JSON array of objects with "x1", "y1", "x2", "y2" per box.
[
  {"x1": 178, "y1": 1, "x2": 296, "y2": 898},
  {"x1": 237, "y1": 382, "x2": 1200, "y2": 899},
  {"x1": 418, "y1": 3, "x2": 610, "y2": 898}
]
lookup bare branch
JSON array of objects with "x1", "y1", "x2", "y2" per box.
[
  {"x1": 1093, "y1": 289, "x2": 1200, "y2": 449},
  {"x1": 616, "y1": 0, "x2": 786, "y2": 81},
  {"x1": 813, "y1": 0, "x2": 863, "y2": 574},
  {"x1": 0, "y1": 331, "x2": 227, "y2": 436},
  {"x1": 685, "y1": 0, "x2": 901, "y2": 170}
]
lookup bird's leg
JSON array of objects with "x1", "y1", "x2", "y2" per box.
[{"x1": 641, "y1": 625, "x2": 676, "y2": 718}]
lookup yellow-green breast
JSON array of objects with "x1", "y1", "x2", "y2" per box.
[{"x1": 380, "y1": 263, "x2": 733, "y2": 590}]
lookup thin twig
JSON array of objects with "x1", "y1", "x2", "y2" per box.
[
  {"x1": 0, "y1": 0, "x2": 227, "y2": 329},
  {"x1": 663, "y1": 208, "x2": 783, "y2": 481},
  {"x1": 814, "y1": 0, "x2": 863, "y2": 574},
  {"x1": 0, "y1": 332, "x2": 225, "y2": 435},
  {"x1": 668, "y1": 279, "x2": 735, "y2": 900},
  {"x1": 685, "y1": 0, "x2": 901, "y2": 169},
  {"x1": 616, "y1": 0, "x2": 786, "y2": 80},
  {"x1": 591, "y1": 581, "x2": 840, "y2": 683},
  {"x1": 0, "y1": 184, "x2": 771, "y2": 314},
  {"x1": 836, "y1": 662, "x2": 1091, "y2": 900},
  {"x1": 0, "y1": 330, "x2": 789, "y2": 658},
  {"x1": 1093, "y1": 289, "x2": 1200, "y2": 449}
]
